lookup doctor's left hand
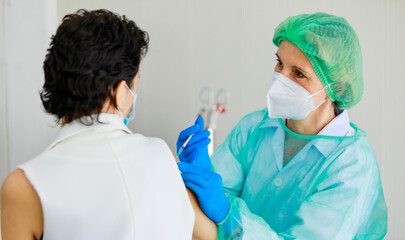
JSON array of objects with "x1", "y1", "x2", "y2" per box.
[
  {"x1": 178, "y1": 161, "x2": 231, "y2": 224},
  {"x1": 176, "y1": 116, "x2": 212, "y2": 171}
]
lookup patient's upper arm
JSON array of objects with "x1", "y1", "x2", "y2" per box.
[
  {"x1": 173, "y1": 155, "x2": 217, "y2": 240},
  {"x1": 1, "y1": 169, "x2": 43, "y2": 240}
]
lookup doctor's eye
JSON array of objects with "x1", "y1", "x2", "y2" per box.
[
  {"x1": 294, "y1": 70, "x2": 305, "y2": 79},
  {"x1": 275, "y1": 59, "x2": 283, "y2": 71}
]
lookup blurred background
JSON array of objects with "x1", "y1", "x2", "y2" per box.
[{"x1": 1, "y1": 0, "x2": 404, "y2": 238}]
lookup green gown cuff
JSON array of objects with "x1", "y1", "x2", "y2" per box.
[
  {"x1": 217, "y1": 200, "x2": 244, "y2": 239},
  {"x1": 217, "y1": 203, "x2": 233, "y2": 225}
]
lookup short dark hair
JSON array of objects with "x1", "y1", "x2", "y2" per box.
[{"x1": 40, "y1": 9, "x2": 149, "y2": 124}]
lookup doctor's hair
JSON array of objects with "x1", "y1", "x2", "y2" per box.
[
  {"x1": 40, "y1": 9, "x2": 149, "y2": 125},
  {"x1": 333, "y1": 102, "x2": 341, "y2": 116}
]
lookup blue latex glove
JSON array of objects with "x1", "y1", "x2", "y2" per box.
[
  {"x1": 176, "y1": 116, "x2": 212, "y2": 170},
  {"x1": 177, "y1": 161, "x2": 231, "y2": 224}
]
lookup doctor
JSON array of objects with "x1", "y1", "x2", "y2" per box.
[{"x1": 176, "y1": 12, "x2": 387, "y2": 239}]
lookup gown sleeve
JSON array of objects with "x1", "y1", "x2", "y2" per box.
[{"x1": 211, "y1": 112, "x2": 387, "y2": 240}]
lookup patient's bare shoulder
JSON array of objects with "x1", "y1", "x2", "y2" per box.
[{"x1": 1, "y1": 169, "x2": 43, "y2": 240}]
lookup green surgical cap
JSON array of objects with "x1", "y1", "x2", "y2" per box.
[{"x1": 272, "y1": 12, "x2": 363, "y2": 109}]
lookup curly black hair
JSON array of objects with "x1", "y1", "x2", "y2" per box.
[{"x1": 40, "y1": 9, "x2": 149, "y2": 124}]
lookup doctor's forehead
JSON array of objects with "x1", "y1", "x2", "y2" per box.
[{"x1": 276, "y1": 41, "x2": 314, "y2": 70}]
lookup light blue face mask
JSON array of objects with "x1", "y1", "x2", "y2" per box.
[{"x1": 118, "y1": 83, "x2": 137, "y2": 126}]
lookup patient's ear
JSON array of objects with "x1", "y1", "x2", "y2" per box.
[{"x1": 115, "y1": 80, "x2": 132, "y2": 116}]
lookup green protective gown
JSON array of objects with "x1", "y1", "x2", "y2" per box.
[{"x1": 211, "y1": 109, "x2": 387, "y2": 239}]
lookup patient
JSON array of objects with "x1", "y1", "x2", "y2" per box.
[{"x1": 1, "y1": 9, "x2": 216, "y2": 240}]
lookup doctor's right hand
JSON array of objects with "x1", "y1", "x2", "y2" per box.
[{"x1": 176, "y1": 116, "x2": 212, "y2": 171}]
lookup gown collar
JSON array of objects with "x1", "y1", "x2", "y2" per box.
[
  {"x1": 259, "y1": 110, "x2": 360, "y2": 158},
  {"x1": 48, "y1": 113, "x2": 132, "y2": 149}
]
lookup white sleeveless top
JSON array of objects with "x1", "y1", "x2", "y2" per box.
[{"x1": 19, "y1": 114, "x2": 195, "y2": 240}]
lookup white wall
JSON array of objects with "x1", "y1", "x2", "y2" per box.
[
  {"x1": 0, "y1": 0, "x2": 8, "y2": 185},
  {"x1": 1, "y1": 0, "x2": 404, "y2": 238},
  {"x1": 0, "y1": 0, "x2": 58, "y2": 183}
]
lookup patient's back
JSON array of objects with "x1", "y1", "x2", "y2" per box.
[{"x1": 19, "y1": 114, "x2": 194, "y2": 240}]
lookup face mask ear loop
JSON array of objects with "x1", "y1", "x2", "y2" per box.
[
  {"x1": 124, "y1": 83, "x2": 136, "y2": 99},
  {"x1": 115, "y1": 83, "x2": 135, "y2": 118},
  {"x1": 310, "y1": 87, "x2": 326, "y2": 97},
  {"x1": 313, "y1": 98, "x2": 327, "y2": 111},
  {"x1": 116, "y1": 106, "x2": 125, "y2": 118},
  {"x1": 311, "y1": 85, "x2": 329, "y2": 111}
]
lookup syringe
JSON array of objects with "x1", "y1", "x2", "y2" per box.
[{"x1": 176, "y1": 133, "x2": 196, "y2": 157}]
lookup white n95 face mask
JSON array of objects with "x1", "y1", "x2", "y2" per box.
[{"x1": 267, "y1": 72, "x2": 327, "y2": 120}]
